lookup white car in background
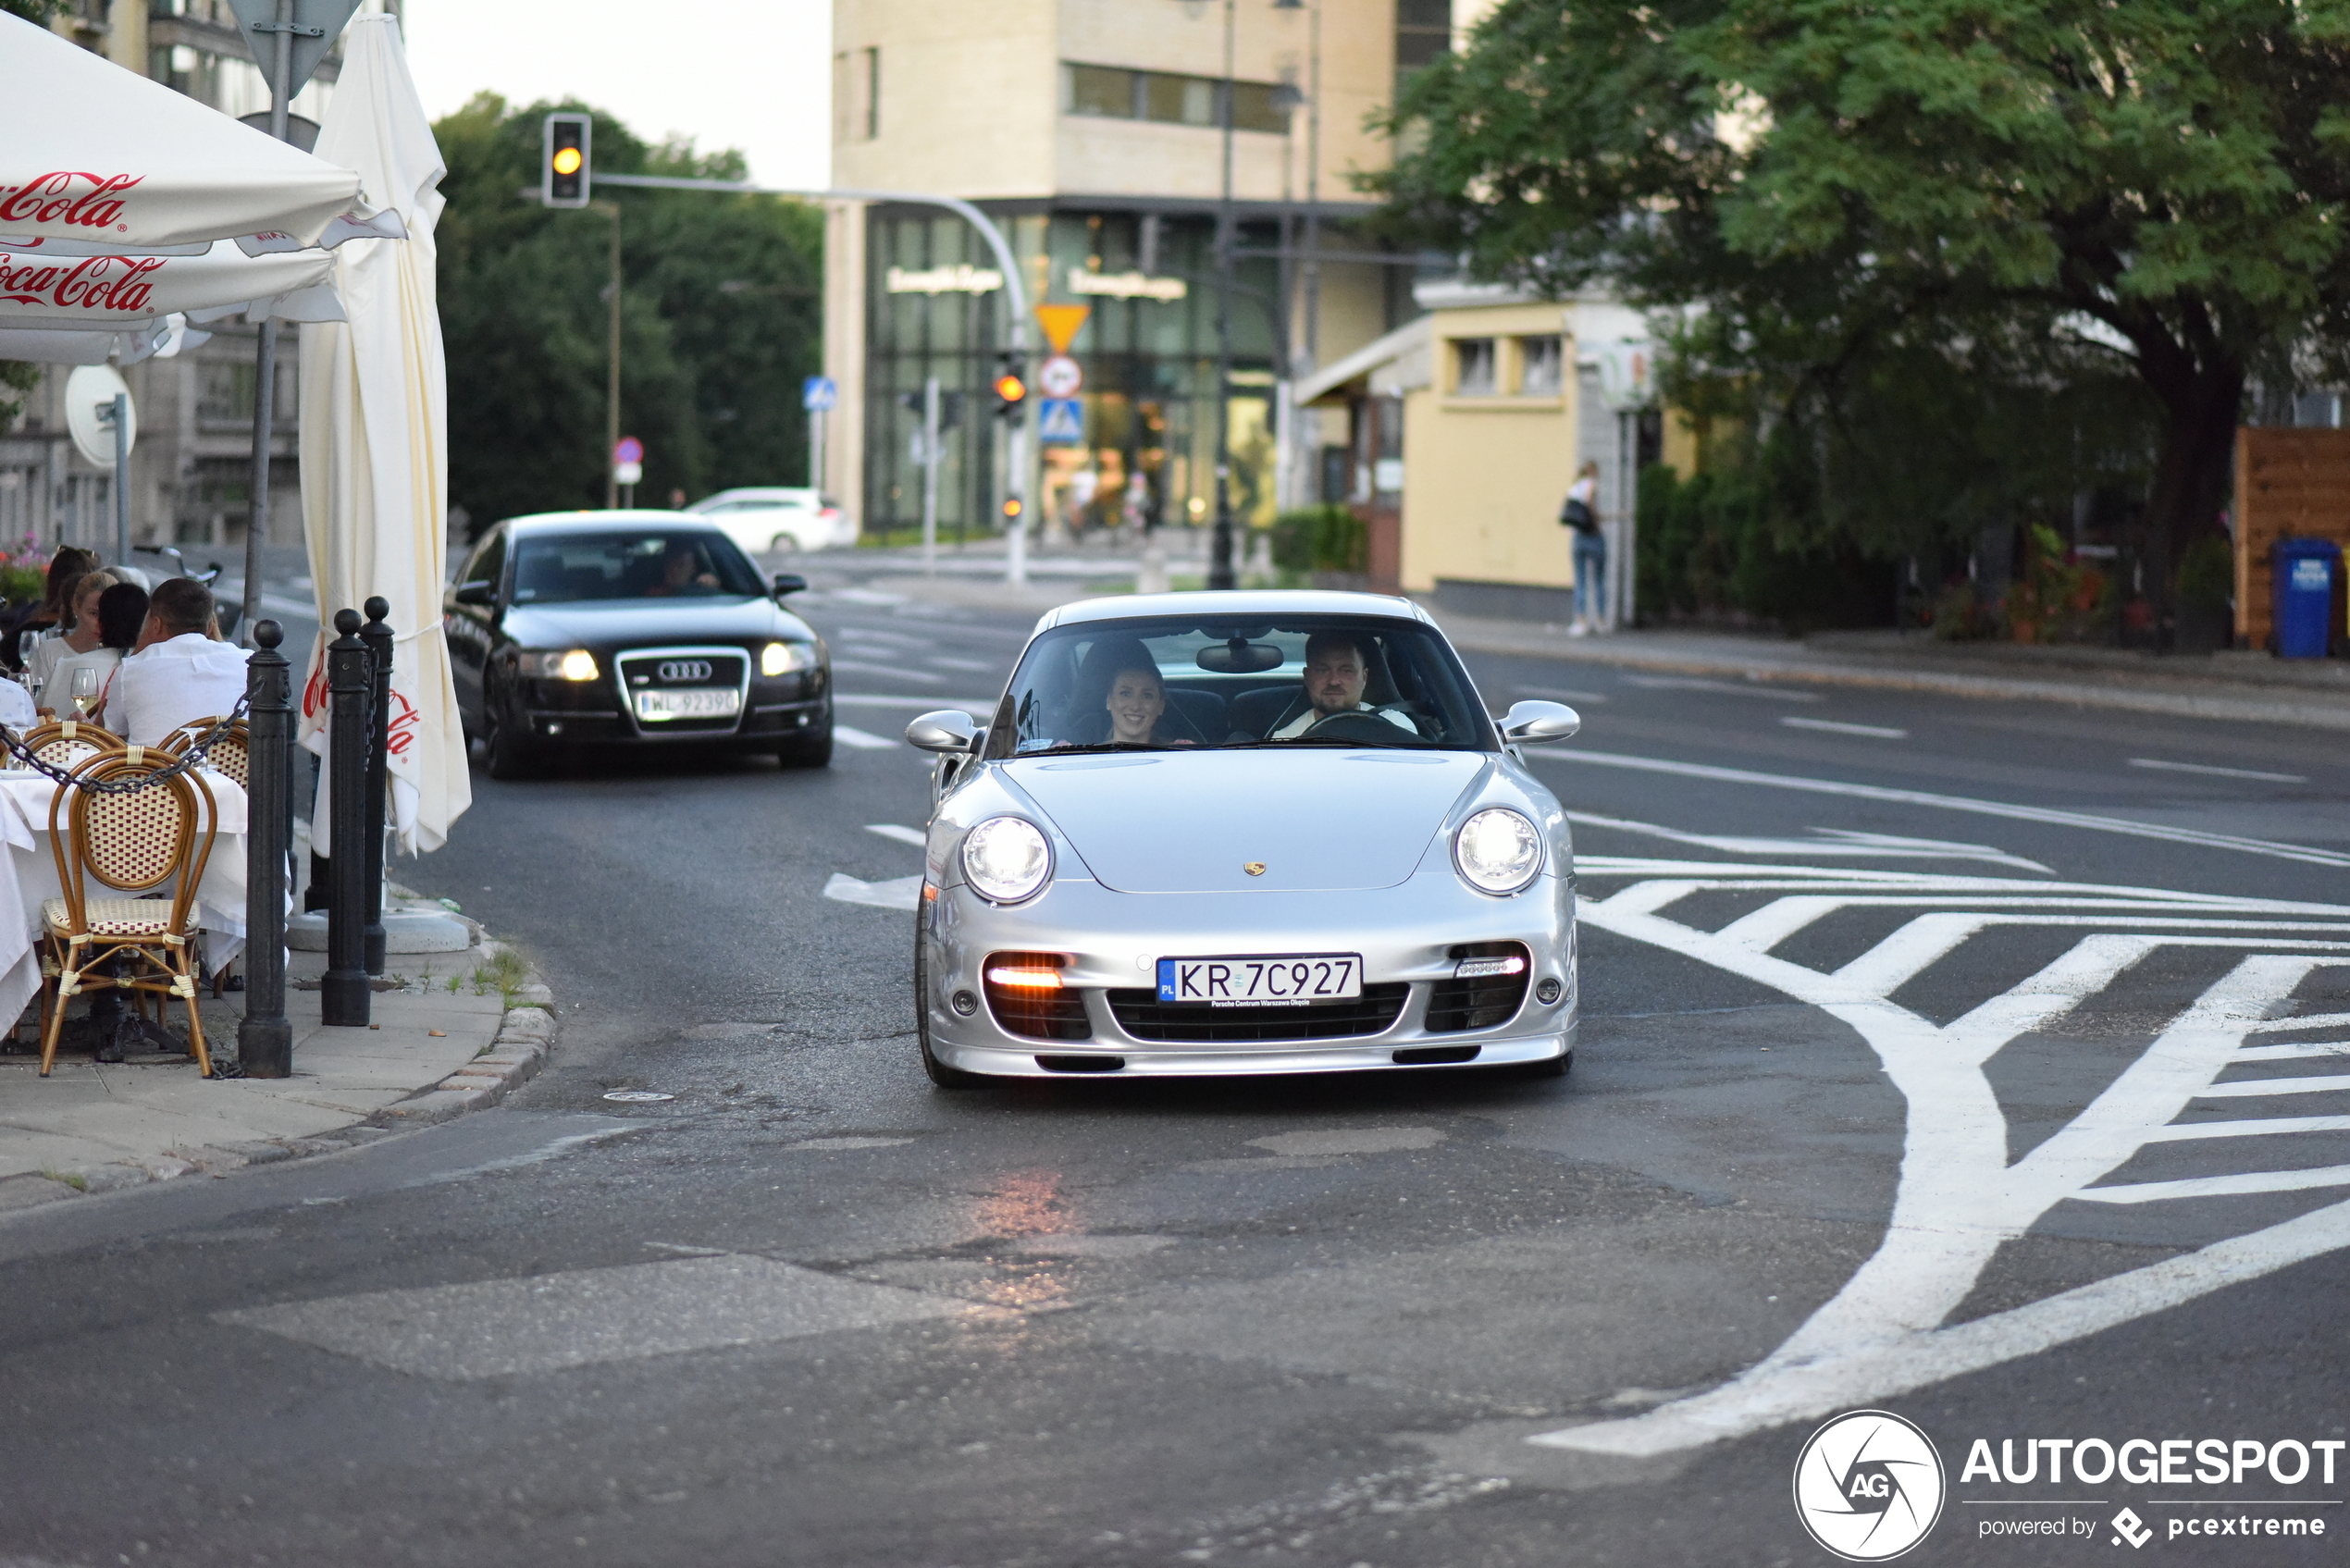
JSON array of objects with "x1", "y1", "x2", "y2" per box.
[{"x1": 683, "y1": 488, "x2": 857, "y2": 555}]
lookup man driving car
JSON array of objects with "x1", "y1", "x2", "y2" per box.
[{"x1": 1266, "y1": 629, "x2": 1417, "y2": 739}]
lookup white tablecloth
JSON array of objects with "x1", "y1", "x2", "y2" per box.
[{"x1": 0, "y1": 771, "x2": 258, "y2": 1026}]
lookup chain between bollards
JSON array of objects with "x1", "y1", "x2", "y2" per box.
[
  {"x1": 236, "y1": 620, "x2": 293, "y2": 1077},
  {"x1": 320, "y1": 609, "x2": 372, "y2": 1027},
  {"x1": 360, "y1": 597, "x2": 392, "y2": 975}
]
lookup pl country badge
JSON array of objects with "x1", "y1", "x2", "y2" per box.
[{"x1": 1792, "y1": 1410, "x2": 1947, "y2": 1561}]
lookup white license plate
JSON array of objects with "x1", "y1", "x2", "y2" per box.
[
  {"x1": 634, "y1": 687, "x2": 740, "y2": 721},
  {"x1": 1156, "y1": 954, "x2": 1362, "y2": 1006}
]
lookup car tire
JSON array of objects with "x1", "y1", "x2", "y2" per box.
[
  {"x1": 483, "y1": 690, "x2": 541, "y2": 781},
  {"x1": 1522, "y1": 1047, "x2": 1573, "y2": 1080},
  {"x1": 775, "y1": 717, "x2": 834, "y2": 769},
  {"x1": 915, "y1": 922, "x2": 984, "y2": 1090},
  {"x1": 768, "y1": 532, "x2": 799, "y2": 555}
]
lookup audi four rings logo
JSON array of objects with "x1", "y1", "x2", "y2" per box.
[
  {"x1": 656, "y1": 660, "x2": 712, "y2": 683},
  {"x1": 1793, "y1": 1410, "x2": 1947, "y2": 1561}
]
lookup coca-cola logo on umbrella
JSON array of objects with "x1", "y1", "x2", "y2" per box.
[
  {"x1": 0, "y1": 252, "x2": 165, "y2": 315},
  {"x1": 0, "y1": 171, "x2": 143, "y2": 233}
]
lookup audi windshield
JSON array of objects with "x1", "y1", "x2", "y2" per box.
[{"x1": 510, "y1": 531, "x2": 767, "y2": 603}]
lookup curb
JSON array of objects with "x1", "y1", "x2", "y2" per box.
[{"x1": 1, "y1": 951, "x2": 560, "y2": 1210}]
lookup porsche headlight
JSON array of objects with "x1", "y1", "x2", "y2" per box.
[
  {"x1": 760, "y1": 640, "x2": 810, "y2": 677},
  {"x1": 960, "y1": 816, "x2": 1052, "y2": 905},
  {"x1": 520, "y1": 649, "x2": 599, "y2": 681},
  {"x1": 1454, "y1": 807, "x2": 1542, "y2": 895}
]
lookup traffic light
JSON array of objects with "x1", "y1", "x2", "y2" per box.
[
  {"x1": 993, "y1": 357, "x2": 1027, "y2": 419},
  {"x1": 544, "y1": 113, "x2": 591, "y2": 208}
]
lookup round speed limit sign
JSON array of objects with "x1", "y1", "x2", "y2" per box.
[{"x1": 1036, "y1": 354, "x2": 1082, "y2": 398}]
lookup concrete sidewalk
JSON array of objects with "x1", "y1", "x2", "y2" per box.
[
  {"x1": 1421, "y1": 611, "x2": 2350, "y2": 731},
  {"x1": 0, "y1": 938, "x2": 555, "y2": 1211}
]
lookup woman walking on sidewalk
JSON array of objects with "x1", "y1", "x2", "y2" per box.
[{"x1": 1563, "y1": 460, "x2": 1606, "y2": 636}]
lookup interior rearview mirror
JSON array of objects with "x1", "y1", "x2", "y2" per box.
[
  {"x1": 905, "y1": 710, "x2": 982, "y2": 753},
  {"x1": 1498, "y1": 699, "x2": 1580, "y2": 745},
  {"x1": 452, "y1": 580, "x2": 496, "y2": 607},
  {"x1": 1195, "y1": 636, "x2": 1283, "y2": 674},
  {"x1": 772, "y1": 573, "x2": 809, "y2": 597}
]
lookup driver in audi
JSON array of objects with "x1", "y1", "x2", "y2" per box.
[{"x1": 1264, "y1": 629, "x2": 1418, "y2": 740}]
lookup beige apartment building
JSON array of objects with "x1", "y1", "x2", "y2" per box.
[
  {"x1": 824, "y1": 0, "x2": 1664, "y2": 620},
  {"x1": 823, "y1": 0, "x2": 1451, "y2": 551},
  {"x1": 0, "y1": 1, "x2": 354, "y2": 558}
]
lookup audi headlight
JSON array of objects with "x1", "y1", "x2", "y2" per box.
[
  {"x1": 1453, "y1": 807, "x2": 1542, "y2": 895},
  {"x1": 760, "y1": 640, "x2": 810, "y2": 677},
  {"x1": 520, "y1": 649, "x2": 599, "y2": 681},
  {"x1": 961, "y1": 816, "x2": 1052, "y2": 904}
]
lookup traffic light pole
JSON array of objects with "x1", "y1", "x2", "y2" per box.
[
  {"x1": 590, "y1": 174, "x2": 1032, "y2": 578},
  {"x1": 920, "y1": 377, "x2": 940, "y2": 577}
]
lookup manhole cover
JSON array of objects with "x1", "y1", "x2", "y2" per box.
[{"x1": 601, "y1": 1089, "x2": 674, "y2": 1103}]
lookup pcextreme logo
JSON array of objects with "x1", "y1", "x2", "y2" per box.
[{"x1": 1793, "y1": 1410, "x2": 1948, "y2": 1562}]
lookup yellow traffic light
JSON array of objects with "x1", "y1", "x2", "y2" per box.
[
  {"x1": 551, "y1": 147, "x2": 582, "y2": 177},
  {"x1": 993, "y1": 372, "x2": 1026, "y2": 404}
]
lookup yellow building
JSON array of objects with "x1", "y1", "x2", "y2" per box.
[
  {"x1": 1297, "y1": 281, "x2": 1663, "y2": 622},
  {"x1": 823, "y1": 0, "x2": 1453, "y2": 543}
]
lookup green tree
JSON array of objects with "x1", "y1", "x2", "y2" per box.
[
  {"x1": 434, "y1": 94, "x2": 822, "y2": 535},
  {"x1": 1372, "y1": 0, "x2": 2350, "y2": 604}
]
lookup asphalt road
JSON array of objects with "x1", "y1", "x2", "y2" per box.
[{"x1": 3, "y1": 562, "x2": 2347, "y2": 1568}]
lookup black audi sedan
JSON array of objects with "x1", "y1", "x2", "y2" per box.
[{"x1": 443, "y1": 512, "x2": 833, "y2": 777}]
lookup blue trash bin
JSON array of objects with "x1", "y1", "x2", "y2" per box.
[{"x1": 2273, "y1": 537, "x2": 2343, "y2": 659}]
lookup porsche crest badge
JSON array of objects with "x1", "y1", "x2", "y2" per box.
[{"x1": 1243, "y1": 861, "x2": 1267, "y2": 876}]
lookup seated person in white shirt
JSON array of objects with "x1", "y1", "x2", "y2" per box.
[
  {"x1": 1262, "y1": 629, "x2": 1419, "y2": 741},
  {"x1": 103, "y1": 577, "x2": 251, "y2": 746},
  {"x1": 41, "y1": 580, "x2": 144, "y2": 718}
]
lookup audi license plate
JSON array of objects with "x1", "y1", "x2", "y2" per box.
[
  {"x1": 634, "y1": 688, "x2": 740, "y2": 721},
  {"x1": 1156, "y1": 954, "x2": 1362, "y2": 1007}
]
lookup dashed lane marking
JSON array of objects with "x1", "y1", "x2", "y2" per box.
[
  {"x1": 1620, "y1": 674, "x2": 1824, "y2": 701},
  {"x1": 864, "y1": 823, "x2": 926, "y2": 846},
  {"x1": 1567, "y1": 809, "x2": 2049, "y2": 872},
  {"x1": 832, "y1": 724, "x2": 895, "y2": 750},
  {"x1": 828, "y1": 659, "x2": 944, "y2": 683},
  {"x1": 2129, "y1": 757, "x2": 2309, "y2": 784},
  {"x1": 1781, "y1": 716, "x2": 1908, "y2": 739},
  {"x1": 822, "y1": 872, "x2": 921, "y2": 911}
]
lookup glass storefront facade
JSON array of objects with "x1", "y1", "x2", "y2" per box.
[{"x1": 863, "y1": 204, "x2": 1281, "y2": 542}]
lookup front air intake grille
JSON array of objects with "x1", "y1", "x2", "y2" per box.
[
  {"x1": 1106, "y1": 983, "x2": 1409, "y2": 1043},
  {"x1": 983, "y1": 951, "x2": 1091, "y2": 1041},
  {"x1": 1425, "y1": 942, "x2": 1531, "y2": 1033}
]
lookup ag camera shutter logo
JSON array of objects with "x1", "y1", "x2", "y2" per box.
[{"x1": 1793, "y1": 1410, "x2": 1946, "y2": 1561}]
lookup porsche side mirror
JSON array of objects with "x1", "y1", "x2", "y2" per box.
[
  {"x1": 1498, "y1": 699, "x2": 1580, "y2": 744},
  {"x1": 452, "y1": 580, "x2": 496, "y2": 608},
  {"x1": 772, "y1": 573, "x2": 809, "y2": 597},
  {"x1": 905, "y1": 709, "x2": 982, "y2": 753}
]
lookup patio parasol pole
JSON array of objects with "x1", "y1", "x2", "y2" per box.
[{"x1": 238, "y1": 0, "x2": 296, "y2": 643}]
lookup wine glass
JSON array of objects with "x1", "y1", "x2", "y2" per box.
[
  {"x1": 15, "y1": 629, "x2": 33, "y2": 673},
  {"x1": 69, "y1": 665, "x2": 99, "y2": 721}
]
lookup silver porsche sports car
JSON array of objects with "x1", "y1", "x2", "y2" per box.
[{"x1": 902, "y1": 590, "x2": 1583, "y2": 1087}]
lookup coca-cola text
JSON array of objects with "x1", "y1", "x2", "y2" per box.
[{"x1": 0, "y1": 172, "x2": 143, "y2": 231}]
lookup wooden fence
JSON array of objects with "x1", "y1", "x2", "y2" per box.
[{"x1": 2233, "y1": 427, "x2": 2350, "y2": 649}]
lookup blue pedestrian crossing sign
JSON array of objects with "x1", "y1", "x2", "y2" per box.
[
  {"x1": 801, "y1": 376, "x2": 837, "y2": 413},
  {"x1": 1037, "y1": 397, "x2": 1084, "y2": 445}
]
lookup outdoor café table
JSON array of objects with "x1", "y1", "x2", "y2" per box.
[{"x1": 0, "y1": 769, "x2": 254, "y2": 1020}]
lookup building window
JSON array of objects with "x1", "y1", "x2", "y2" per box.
[
  {"x1": 863, "y1": 47, "x2": 881, "y2": 140},
  {"x1": 1518, "y1": 335, "x2": 1563, "y2": 396},
  {"x1": 1453, "y1": 339, "x2": 1497, "y2": 396},
  {"x1": 1061, "y1": 62, "x2": 1289, "y2": 134},
  {"x1": 1395, "y1": 0, "x2": 1451, "y2": 90}
]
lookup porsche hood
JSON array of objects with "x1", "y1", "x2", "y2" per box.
[{"x1": 1003, "y1": 749, "x2": 1490, "y2": 894}]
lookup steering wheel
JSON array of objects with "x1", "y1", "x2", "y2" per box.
[{"x1": 1303, "y1": 710, "x2": 1410, "y2": 744}]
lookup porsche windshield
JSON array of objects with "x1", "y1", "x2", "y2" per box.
[{"x1": 989, "y1": 616, "x2": 1495, "y2": 757}]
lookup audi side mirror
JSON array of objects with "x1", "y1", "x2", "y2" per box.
[
  {"x1": 452, "y1": 580, "x2": 497, "y2": 607},
  {"x1": 1497, "y1": 699, "x2": 1580, "y2": 744},
  {"x1": 905, "y1": 709, "x2": 982, "y2": 753},
  {"x1": 772, "y1": 573, "x2": 809, "y2": 597}
]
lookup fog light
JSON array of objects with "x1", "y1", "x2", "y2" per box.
[
  {"x1": 1536, "y1": 977, "x2": 1563, "y2": 1005},
  {"x1": 950, "y1": 990, "x2": 980, "y2": 1016}
]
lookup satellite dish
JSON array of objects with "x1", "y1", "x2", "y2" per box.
[
  {"x1": 64, "y1": 364, "x2": 135, "y2": 469},
  {"x1": 236, "y1": 110, "x2": 322, "y2": 154}
]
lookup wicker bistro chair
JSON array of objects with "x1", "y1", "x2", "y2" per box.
[
  {"x1": 156, "y1": 717, "x2": 249, "y2": 791},
  {"x1": 19, "y1": 718, "x2": 124, "y2": 774},
  {"x1": 34, "y1": 748, "x2": 219, "y2": 1078}
]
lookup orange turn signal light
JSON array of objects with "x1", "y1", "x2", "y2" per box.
[{"x1": 984, "y1": 966, "x2": 1063, "y2": 990}]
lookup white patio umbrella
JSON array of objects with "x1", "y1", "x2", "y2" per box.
[
  {"x1": 0, "y1": 238, "x2": 339, "y2": 332},
  {"x1": 295, "y1": 15, "x2": 468, "y2": 857},
  {"x1": 0, "y1": 11, "x2": 383, "y2": 253}
]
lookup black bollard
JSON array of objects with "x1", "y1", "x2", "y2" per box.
[
  {"x1": 360, "y1": 596, "x2": 393, "y2": 975},
  {"x1": 237, "y1": 620, "x2": 293, "y2": 1078},
  {"x1": 320, "y1": 610, "x2": 371, "y2": 1027}
]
